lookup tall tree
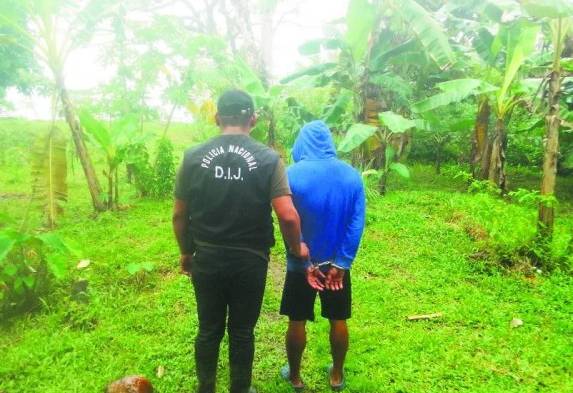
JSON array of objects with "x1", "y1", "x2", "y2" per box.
[
  {"x1": 0, "y1": 0, "x2": 113, "y2": 211},
  {"x1": 178, "y1": 0, "x2": 290, "y2": 84},
  {"x1": 521, "y1": 0, "x2": 573, "y2": 242},
  {"x1": 0, "y1": 3, "x2": 36, "y2": 104}
]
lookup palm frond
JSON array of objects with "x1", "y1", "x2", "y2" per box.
[{"x1": 31, "y1": 127, "x2": 68, "y2": 228}]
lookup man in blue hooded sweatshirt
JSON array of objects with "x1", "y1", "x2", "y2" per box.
[{"x1": 280, "y1": 120, "x2": 365, "y2": 391}]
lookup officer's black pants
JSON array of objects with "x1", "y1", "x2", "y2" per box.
[{"x1": 191, "y1": 246, "x2": 268, "y2": 393}]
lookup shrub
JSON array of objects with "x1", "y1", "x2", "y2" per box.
[
  {"x1": 0, "y1": 228, "x2": 73, "y2": 317},
  {"x1": 152, "y1": 137, "x2": 175, "y2": 197},
  {"x1": 125, "y1": 142, "x2": 154, "y2": 197},
  {"x1": 125, "y1": 137, "x2": 176, "y2": 199},
  {"x1": 126, "y1": 261, "x2": 155, "y2": 287}
]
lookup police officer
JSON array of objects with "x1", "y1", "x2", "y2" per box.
[{"x1": 173, "y1": 89, "x2": 308, "y2": 393}]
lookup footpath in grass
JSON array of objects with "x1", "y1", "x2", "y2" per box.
[{"x1": 1, "y1": 166, "x2": 572, "y2": 393}]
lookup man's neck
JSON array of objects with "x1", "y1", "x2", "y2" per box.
[{"x1": 221, "y1": 126, "x2": 250, "y2": 135}]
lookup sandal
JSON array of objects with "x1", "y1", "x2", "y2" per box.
[
  {"x1": 327, "y1": 364, "x2": 346, "y2": 391},
  {"x1": 280, "y1": 364, "x2": 305, "y2": 392}
]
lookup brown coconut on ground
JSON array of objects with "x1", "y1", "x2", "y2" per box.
[{"x1": 106, "y1": 376, "x2": 153, "y2": 393}]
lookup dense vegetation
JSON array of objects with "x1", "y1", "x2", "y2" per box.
[{"x1": 1, "y1": 1, "x2": 572, "y2": 392}]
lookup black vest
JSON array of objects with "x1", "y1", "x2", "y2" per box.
[{"x1": 181, "y1": 134, "x2": 279, "y2": 251}]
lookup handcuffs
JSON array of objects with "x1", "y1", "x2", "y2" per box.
[{"x1": 306, "y1": 260, "x2": 344, "y2": 272}]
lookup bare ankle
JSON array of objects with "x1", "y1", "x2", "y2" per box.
[{"x1": 330, "y1": 367, "x2": 343, "y2": 384}]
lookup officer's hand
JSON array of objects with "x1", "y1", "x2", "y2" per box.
[
  {"x1": 305, "y1": 266, "x2": 325, "y2": 291},
  {"x1": 325, "y1": 267, "x2": 345, "y2": 291},
  {"x1": 180, "y1": 254, "x2": 193, "y2": 276}
]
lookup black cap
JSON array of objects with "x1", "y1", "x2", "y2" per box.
[{"x1": 217, "y1": 89, "x2": 255, "y2": 117}]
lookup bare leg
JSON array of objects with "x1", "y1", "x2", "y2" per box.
[
  {"x1": 285, "y1": 320, "x2": 306, "y2": 386},
  {"x1": 329, "y1": 320, "x2": 348, "y2": 385}
]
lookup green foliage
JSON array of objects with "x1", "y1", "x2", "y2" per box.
[
  {"x1": 79, "y1": 110, "x2": 147, "y2": 207},
  {"x1": 321, "y1": 88, "x2": 353, "y2": 127},
  {"x1": 122, "y1": 137, "x2": 176, "y2": 199},
  {"x1": 369, "y1": 73, "x2": 413, "y2": 108},
  {"x1": 389, "y1": 162, "x2": 410, "y2": 178},
  {"x1": 31, "y1": 127, "x2": 68, "y2": 228},
  {"x1": 126, "y1": 261, "x2": 154, "y2": 275},
  {"x1": 2, "y1": 115, "x2": 573, "y2": 391},
  {"x1": 338, "y1": 123, "x2": 377, "y2": 153},
  {"x1": 79, "y1": 111, "x2": 142, "y2": 169},
  {"x1": 412, "y1": 79, "x2": 496, "y2": 113},
  {"x1": 151, "y1": 138, "x2": 175, "y2": 198},
  {"x1": 453, "y1": 170, "x2": 502, "y2": 196},
  {"x1": 361, "y1": 169, "x2": 381, "y2": 201},
  {"x1": 385, "y1": 0, "x2": 454, "y2": 69},
  {"x1": 467, "y1": 179, "x2": 503, "y2": 196},
  {"x1": 378, "y1": 111, "x2": 416, "y2": 134},
  {"x1": 280, "y1": 63, "x2": 338, "y2": 84},
  {"x1": 509, "y1": 188, "x2": 559, "y2": 208},
  {"x1": 0, "y1": 0, "x2": 37, "y2": 99},
  {"x1": 298, "y1": 39, "x2": 343, "y2": 56},
  {"x1": 369, "y1": 39, "x2": 419, "y2": 71},
  {"x1": 521, "y1": 0, "x2": 573, "y2": 19},
  {"x1": 125, "y1": 142, "x2": 154, "y2": 197},
  {"x1": 345, "y1": 0, "x2": 377, "y2": 61},
  {"x1": 0, "y1": 228, "x2": 73, "y2": 317},
  {"x1": 496, "y1": 22, "x2": 540, "y2": 116}
]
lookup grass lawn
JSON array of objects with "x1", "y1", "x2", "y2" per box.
[{"x1": 0, "y1": 119, "x2": 572, "y2": 392}]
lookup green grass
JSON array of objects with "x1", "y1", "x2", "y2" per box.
[{"x1": 1, "y1": 120, "x2": 572, "y2": 392}]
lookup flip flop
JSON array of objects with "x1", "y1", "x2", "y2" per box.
[
  {"x1": 327, "y1": 364, "x2": 346, "y2": 391},
  {"x1": 280, "y1": 364, "x2": 305, "y2": 392}
]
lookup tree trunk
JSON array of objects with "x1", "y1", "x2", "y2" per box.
[
  {"x1": 58, "y1": 79, "x2": 106, "y2": 212},
  {"x1": 162, "y1": 103, "x2": 177, "y2": 139},
  {"x1": 378, "y1": 171, "x2": 388, "y2": 195},
  {"x1": 395, "y1": 132, "x2": 409, "y2": 160},
  {"x1": 268, "y1": 110, "x2": 276, "y2": 148},
  {"x1": 362, "y1": 89, "x2": 384, "y2": 168},
  {"x1": 127, "y1": 164, "x2": 134, "y2": 184},
  {"x1": 471, "y1": 98, "x2": 491, "y2": 178},
  {"x1": 479, "y1": 140, "x2": 492, "y2": 179},
  {"x1": 259, "y1": 4, "x2": 274, "y2": 84},
  {"x1": 538, "y1": 68, "x2": 562, "y2": 239},
  {"x1": 436, "y1": 144, "x2": 442, "y2": 175},
  {"x1": 378, "y1": 145, "x2": 388, "y2": 194},
  {"x1": 107, "y1": 166, "x2": 113, "y2": 210},
  {"x1": 488, "y1": 118, "x2": 507, "y2": 192},
  {"x1": 114, "y1": 168, "x2": 119, "y2": 209}
]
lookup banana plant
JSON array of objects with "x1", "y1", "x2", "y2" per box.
[
  {"x1": 338, "y1": 111, "x2": 416, "y2": 194},
  {"x1": 416, "y1": 110, "x2": 476, "y2": 175},
  {"x1": 281, "y1": 0, "x2": 454, "y2": 171},
  {"x1": 0, "y1": 0, "x2": 118, "y2": 212},
  {"x1": 521, "y1": 0, "x2": 573, "y2": 242},
  {"x1": 412, "y1": 20, "x2": 541, "y2": 192},
  {"x1": 79, "y1": 111, "x2": 142, "y2": 209},
  {"x1": 31, "y1": 126, "x2": 68, "y2": 229}
]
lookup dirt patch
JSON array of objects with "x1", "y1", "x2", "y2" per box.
[
  {"x1": 464, "y1": 224, "x2": 489, "y2": 242},
  {"x1": 447, "y1": 211, "x2": 489, "y2": 242}
]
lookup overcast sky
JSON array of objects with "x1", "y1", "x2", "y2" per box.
[{"x1": 3, "y1": 0, "x2": 349, "y2": 119}]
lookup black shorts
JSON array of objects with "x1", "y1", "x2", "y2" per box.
[{"x1": 280, "y1": 270, "x2": 351, "y2": 321}]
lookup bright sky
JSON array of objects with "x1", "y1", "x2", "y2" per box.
[{"x1": 3, "y1": 0, "x2": 349, "y2": 119}]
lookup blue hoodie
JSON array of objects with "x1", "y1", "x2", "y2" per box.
[{"x1": 287, "y1": 120, "x2": 366, "y2": 272}]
